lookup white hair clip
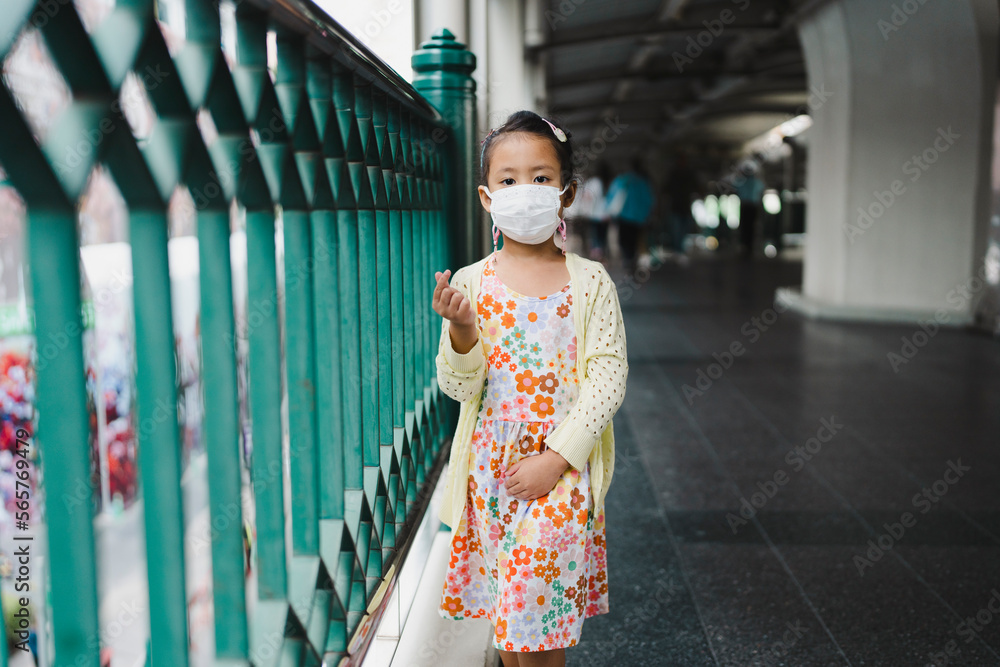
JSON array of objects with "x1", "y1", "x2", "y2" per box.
[{"x1": 541, "y1": 118, "x2": 567, "y2": 142}]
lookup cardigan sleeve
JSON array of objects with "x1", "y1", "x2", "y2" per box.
[
  {"x1": 435, "y1": 266, "x2": 487, "y2": 403},
  {"x1": 544, "y1": 266, "x2": 628, "y2": 471}
]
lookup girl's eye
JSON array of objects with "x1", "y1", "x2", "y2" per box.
[
  {"x1": 500, "y1": 178, "x2": 515, "y2": 185},
  {"x1": 533, "y1": 176, "x2": 549, "y2": 183}
]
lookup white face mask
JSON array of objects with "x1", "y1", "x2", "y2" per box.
[{"x1": 483, "y1": 184, "x2": 569, "y2": 245}]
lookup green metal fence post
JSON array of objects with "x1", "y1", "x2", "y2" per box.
[
  {"x1": 129, "y1": 209, "x2": 192, "y2": 667},
  {"x1": 25, "y1": 208, "x2": 101, "y2": 667},
  {"x1": 194, "y1": 207, "x2": 249, "y2": 656},
  {"x1": 411, "y1": 28, "x2": 478, "y2": 270}
]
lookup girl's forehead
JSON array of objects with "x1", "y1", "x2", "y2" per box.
[{"x1": 490, "y1": 133, "x2": 560, "y2": 167}]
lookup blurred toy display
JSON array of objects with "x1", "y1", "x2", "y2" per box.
[
  {"x1": 0, "y1": 345, "x2": 39, "y2": 523},
  {"x1": 90, "y1": 330, "x2": 138, "y2": 511}
]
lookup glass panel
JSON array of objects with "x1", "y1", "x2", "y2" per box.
[
  {"x1": 74, "y1": 0, "x2": 116, "y2": 33},
  {"x1": 120, "y1": 71, "x2": 157, "y2": 142},
  {"x1": 1, "y1": 29, "x2": 71, "y2": 143}
]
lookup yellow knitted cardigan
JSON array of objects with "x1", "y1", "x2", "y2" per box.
[{"x1": 435, "y1": 250, "x2": 629, "y2": 530}]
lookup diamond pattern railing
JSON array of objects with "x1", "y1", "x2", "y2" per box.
[{"x1": 0, "y1": 0, "x2": 458, "y2": 664}]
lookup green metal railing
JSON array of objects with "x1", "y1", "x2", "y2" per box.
[{"x1": 0, "y1": 0, "x2": 476, "y2": 664}]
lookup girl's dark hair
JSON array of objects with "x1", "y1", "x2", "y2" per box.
[{"x1": 479, "y1": 110, "x2": 575, "y2": 187}]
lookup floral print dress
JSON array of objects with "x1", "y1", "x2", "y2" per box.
[{"x1": 439, "y1": 252, "x2": 610, "y2": 652}]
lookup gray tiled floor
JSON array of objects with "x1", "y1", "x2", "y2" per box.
[{"x1": 568, "y1": 252, "x2": 1000, "y2": 666}]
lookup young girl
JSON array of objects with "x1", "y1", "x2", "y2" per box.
[{"x1": 432, "y1": 110, "x2": 629, "y2": 667}]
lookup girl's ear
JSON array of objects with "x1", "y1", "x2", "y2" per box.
[
  {"x1": 558, "y1": 180, "x2": 578, "y2": 215},
  {"x1": 478, "y1": 185, "x2": 492, "y2": 213}
]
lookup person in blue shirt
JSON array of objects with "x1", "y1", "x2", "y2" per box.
[{"x1": 605, "y1": 157, "x2": 654, "y2": 275}]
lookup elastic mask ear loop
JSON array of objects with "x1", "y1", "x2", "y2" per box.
[
  {"x1": 485, "y1": 186, "x2": 499, "y2": 254},
  {"x1": 557, "y1": 184, "x2": 569, "y2": 254}
]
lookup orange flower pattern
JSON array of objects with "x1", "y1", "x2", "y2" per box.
[{"x1": 439, "y1": 253, "x2": 609, "y2": 652}]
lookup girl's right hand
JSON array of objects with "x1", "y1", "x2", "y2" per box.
[{"x1": 433, "y1": 270, "x2": 476, "y2": 327}]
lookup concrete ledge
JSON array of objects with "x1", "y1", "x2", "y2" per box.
[
  {"x1": 775, "y1": 286, "x2": 975, "y2": 327},
  {"x1": 360, "y1": 463, "x2": 498, "y2": 667},
  {"x1": 387, "y1": 529, "x2": 499, "y2": 667}
]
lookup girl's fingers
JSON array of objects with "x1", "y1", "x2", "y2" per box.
[
  {"x1": 432, "y1": 271, "x2": 450, "y2": 302},
  {"x1": 433, "y1": 286, "x2": 449, "y2": 309},
  {"x1": 458, "y1": 298, "x2": 473, "y2": 322},
  {"x1": 432, "y1": 270, "x2": 452, "y2": 299},
  {"x1": 434, "y1": 285, "x2": 459, "y2": 313},
  {"x1": 434, "y1": 286, "x2": 468, "y2": 320},
  {"x1": 433, "y1": 269, "x2": 472, "y2": 324},
  {"x1": 436, "y1": 269, "x2": 451, "y2": 287}
]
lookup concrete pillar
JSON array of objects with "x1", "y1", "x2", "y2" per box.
[
  {"x1": 778, "y1": 0, "x2": 998, "y2": 326},
  {"x1": 469, "y1": 0, "x2": 490, "y2": 141},
  {"x1": 524, "y1": 0, "x2": 547, "y2": 112},
  {"x1": 468, "y1": 0, "x2": 493, "y2": 258},
  {"x1": 486, "y1": 0, "x2": 530, "y2": 129},
  {"x1": 414, "y1": 0, "x2": 468, "y2": 45}
]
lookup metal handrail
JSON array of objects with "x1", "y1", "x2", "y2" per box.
[{"x1": 258, "y1": 0, "x2": 444, "y2": 123}]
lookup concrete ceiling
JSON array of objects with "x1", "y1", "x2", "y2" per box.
[{"x1": 537, "y1": 0, "x2": 814, "y2": 167}]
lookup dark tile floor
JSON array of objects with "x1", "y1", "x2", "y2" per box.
[{"x1": 569, "y1": 251, "x2": 1000, "y2": 667}]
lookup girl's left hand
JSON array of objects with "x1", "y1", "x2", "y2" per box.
[{"x1": 502, "y1": 450, "x2": 570, "y2": 501}]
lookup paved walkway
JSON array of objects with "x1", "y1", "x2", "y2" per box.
[{"x1": 568, "y1": 250, "x2": 1000, "y2": 666}]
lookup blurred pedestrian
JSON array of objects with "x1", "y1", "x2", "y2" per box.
[
  {"x1": 605, "y1": 156, "x2": 654, "y2": 275},
  {"x1": 735, "y1": 162, "x2": 765, "y2": 257},
  {"x1": 665, "y1": 152, "x2": 697, "y2": 257},
  {"x1": 568, "y1": 161, "x2": 612, "y2": 261}
]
